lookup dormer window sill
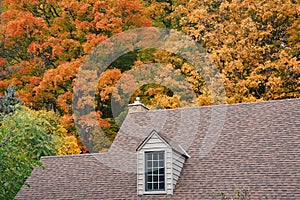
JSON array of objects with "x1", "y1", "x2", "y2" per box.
[{"x1": 143, "y1": 191, "x2": 167, "y2": 195}]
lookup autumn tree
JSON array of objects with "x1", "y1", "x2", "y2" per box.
[
  {"x1": 0, "y1": 0, "x2": 152, "y2": 152},
  {"x1": 164, "y1": 0, "x2": 300, "y2": 103},
  {"x1": 1, "y1": 0, "x2": 299, "y2": 153}
]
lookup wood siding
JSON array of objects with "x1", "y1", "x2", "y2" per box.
[
  {"x1": 137, "y1": 151, "x2": 144, "y2": 195},
  {"x1": 172, "y1": 151, "x2": 185, "y2": 188},
  {"x1": 141, "y1": 134, "x2": 167, "y2": 149}
]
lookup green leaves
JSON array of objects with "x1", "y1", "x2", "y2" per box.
[{"x1": 0, "y1": 105, "x2": 56, "y2": 199}]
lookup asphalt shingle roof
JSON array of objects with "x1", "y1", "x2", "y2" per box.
[{"x1": 16, "y1": 98, "x2": 300, "y2": 199}]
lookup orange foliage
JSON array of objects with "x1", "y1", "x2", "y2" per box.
[
  {"x1": 97, "y1": 69, "x2": 122, "y2": 101},
  {"x1": 0, "y1": 0, "x2": 152, "y2": 152}
]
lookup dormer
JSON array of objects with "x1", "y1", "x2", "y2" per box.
[{"x1": 136, "y1": 130, "x2": 190, "y2": 195}]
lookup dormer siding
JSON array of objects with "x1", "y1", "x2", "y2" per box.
[
  {"x1": 172, "y1": 151, "x2": 185, "y2": 188},
  {"x1": 136, "y1": 131, "x2": 190, "y2": 196}
]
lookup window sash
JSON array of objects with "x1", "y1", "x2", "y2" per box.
[{"x1": 145, "y1": 151, "x2": 165, "y2": 191}]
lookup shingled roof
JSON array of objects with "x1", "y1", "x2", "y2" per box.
[{"x1": 16, "y1": 98, "x2": 300, "y2": 199}]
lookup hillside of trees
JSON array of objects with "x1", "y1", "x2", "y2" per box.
[
  {"x1": 0, "y1": 0, "x2": 299, "y2": 151},
  {"x1": 0, "y1": 0, "x2": 299, "y2": 198}
]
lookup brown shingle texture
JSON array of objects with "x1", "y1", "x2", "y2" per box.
[{"x1": 16, "y1": 98, "x2": 300, "y2": 199}]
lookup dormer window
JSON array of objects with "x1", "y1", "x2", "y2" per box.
[
  {"x1": 136, "y1": 130, "x2": 190, "y2": 196},
  {"x1": 145, "y1": 151, "x2": 165, "y2": 192}
]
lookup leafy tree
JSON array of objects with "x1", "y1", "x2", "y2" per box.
[
  {"x1": 29, "y1": 108, "x2": 81, "y2": 155},
  {"x1": 179, "y1": 0, "x2": 299, "y2": 102},
  {"x1": 0, "y1": 106, "x2": 57, "y2": 199},
  {"x1": 0, "y1": 0, "x2": 152, "y2": 152},
  {"x1": 145, "y1": 0, "x2": 300, "y2": 103},
  {"x1": 1, "y1": 0, "x2": 299, "y2": 153},
  {"x1": 0, "y1": 103, "x2": 81, "y2": 198}
]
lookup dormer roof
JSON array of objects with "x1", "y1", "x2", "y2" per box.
[{"x1": 136, "y1": 130, "x2": 190, "y2": 158}]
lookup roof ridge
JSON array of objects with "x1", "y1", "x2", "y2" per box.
[{"x1": 130, "y1": 98, "x2": 300, "y2": 113}]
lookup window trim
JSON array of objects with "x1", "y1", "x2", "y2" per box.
[{"x1": 143, "y1": 150, "x2": 167, "y2": 194}]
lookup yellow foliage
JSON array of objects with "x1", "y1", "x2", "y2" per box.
[
  {"x1": 54, "y1": 135, "x2": 81, "y2": 155},
  {"x1": 149, "y1": 94, "x2": 181, "y2": 109},
  {"x1": 27, "y1": 109, "x2": 81, "y2": 155},
  {"x1": 198, "y1": 94, "x2": 211, "y2": 106}
]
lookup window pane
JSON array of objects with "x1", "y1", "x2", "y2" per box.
[
  {"x1": 159, "y1": 168, "x2": 164, "y2": 174},
  {"x1": 147, "y1": 183, "x2": 152, "y2": 190},
  {"x1": 153, "y1": 183, "x2": 158, "y2": 190},
  {"x1": 153, "y1": 153, "x2": 158, "y2": 160},
  {"x1": 159, "y1": 160, "x2": 164, "y2": 166},
  {"x1": 159, "y1": 152, "x2": 164, "y2": 159},
  {"x1": 159, "y1": 175, "x2": 164, "y2": 181},
  {"x1": 146, "y1": 153, "x2": 151, "y2": 160},
  {"x1": 159, "y1": 182, "x2": 165, "y2": 190}
]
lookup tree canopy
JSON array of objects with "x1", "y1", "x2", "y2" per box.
[
  {"x1": 0, "y1": 86, "x2": 80, "y2": 199},
  {"x1": 0, "y1": 0, "x2": 299, "y2": 153}
]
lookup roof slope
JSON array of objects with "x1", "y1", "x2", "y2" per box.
[{"x1": 16, "y1": 98, "x2": 300, "y2": 199}]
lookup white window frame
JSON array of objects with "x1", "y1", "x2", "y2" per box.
[{"x1": 143, "y1": 149, "x2": 167, "y2": 194}]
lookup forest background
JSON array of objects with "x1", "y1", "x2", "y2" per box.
[{"x1": 0, "y1": 0, "x2": 299, "y2": 197}]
